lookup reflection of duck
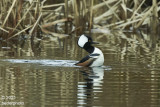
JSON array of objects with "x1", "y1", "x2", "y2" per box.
[
  {"x1": 88, "y1": 67, "x2": 104, "y2": 86},
  {"x1": 75, "y1": 34, "x2": 104, "y2": 67},
  {"x1": 77, "y1": 67, "x2": 104, "y2": 105},
  {"x1": 81, "y1": 67, "x2": 104, "y2": 87}
]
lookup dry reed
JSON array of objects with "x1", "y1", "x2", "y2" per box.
[{"x1": 0, "y1": 0, "x2": 159, "y2": 40}]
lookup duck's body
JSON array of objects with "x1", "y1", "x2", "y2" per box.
[
  {"x1": 90, "y1": 47, "x2": 104, "y2": 67},
  {"x1": 75, "y1": 34, "x2": 104, "y2": 67}
]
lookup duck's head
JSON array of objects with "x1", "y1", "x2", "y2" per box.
[
  {"x1": 78, "y1": 34, "x2": 98, "y2": 48},
  {"x1": 78, "y1": 34, "x2": 98, "y2": 53}
]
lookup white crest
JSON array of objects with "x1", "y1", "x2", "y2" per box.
[{"x1": 78, "y1": 34, "x2": 88, "y2": 48}]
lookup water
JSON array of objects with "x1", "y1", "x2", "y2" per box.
[{"x1": 0, "y1": 33, "x2": 160, "y2": 107}]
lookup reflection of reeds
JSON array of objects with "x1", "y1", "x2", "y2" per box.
[{"x1": 0, "y1": 0, "x2": 159, "y2": 40}]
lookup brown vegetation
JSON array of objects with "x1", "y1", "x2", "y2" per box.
[{"x1": 0, "y1": 0, "x2": 159, "y2": 40}]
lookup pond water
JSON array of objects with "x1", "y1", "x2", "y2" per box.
[{"x1": 0, "y1": 33, "x2": 160, "y2": 107}]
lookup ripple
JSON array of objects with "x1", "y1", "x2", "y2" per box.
[{"x1": 3, "y1": 59, "x2": 79, "y2": 67}]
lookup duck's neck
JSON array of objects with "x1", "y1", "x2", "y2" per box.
[{"x1": 83, "y1": 43, "x2": 95, "y2": 53}]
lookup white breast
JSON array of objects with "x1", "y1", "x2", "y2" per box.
[{"x1": 90, "y1": 47, "x2": 104, "y2": 67}]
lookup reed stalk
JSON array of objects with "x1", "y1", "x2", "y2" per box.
[
  {"x1": 135, "y1": 6, "x2": 153, "y2": 29},
  {"x1": 0, "y1": 27, "x2": 9, "y2": 33},
  {"x1": 42, "y1": 3, "x2": 64, "y2": 9},
  {"x1": 8, "y1": 25, "x2": 33, "y2": 40},
  {"x1": 2, "y1": 0, "x2": 17, "y2": 27},
  {"x1": 89, "y1": 0, "x2": 93, "y2": 32},
  {"x1": 151, "y1": 0, "x2": 159, "y2": 34},
  {"x1": 0, "y1": 0, "x2": 160, "y2": 40},
  {"x1": 11, "y1": 3, "x2": 33, "y2": 34},
  {"x1": 29, "y1": 13, "x2": 42, "y2": 36},
  {"x1": 65, "y1": 0, "x2": 69, "y2": 34}
]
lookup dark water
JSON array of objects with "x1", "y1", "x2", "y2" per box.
[{"x1": 0, "y1": 33, "x2": 160, "y2": 107}]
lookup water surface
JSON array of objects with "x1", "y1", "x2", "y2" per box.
[{"x1": 0, "y1": 33, "x2": 160, "y2": 107}]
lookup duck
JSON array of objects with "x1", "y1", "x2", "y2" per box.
[{"x1": 75, "y1": 34, "x2": 104, "y2": 67}]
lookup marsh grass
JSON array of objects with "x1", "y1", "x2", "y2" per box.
[{"x1": 0, "y1": 0, "x2": 159, "y2": 40}]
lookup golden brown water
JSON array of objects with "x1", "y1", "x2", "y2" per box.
[{"x1": 0, "y1": 33, "x2": 160, "y2": 107}]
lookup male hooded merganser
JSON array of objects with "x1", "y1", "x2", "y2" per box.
[{"x1": 75, "y1": 34, "x2": 104, "y2": 67}]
